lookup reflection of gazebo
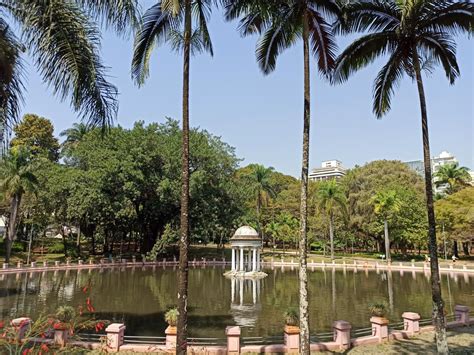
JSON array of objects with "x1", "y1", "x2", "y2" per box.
[{"x1": 224, "y1": 226, "x2": 267, "y2": 278}]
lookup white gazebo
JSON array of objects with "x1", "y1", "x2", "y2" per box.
[{"x1": 224, "y1": 226, "x2": 267, "y2": 278}]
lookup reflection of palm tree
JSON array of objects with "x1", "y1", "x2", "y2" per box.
[
  {"x1": 318, "y1": 180, "x2": 346, "y2": 261},
  {"x1": 371, "y1": 190, "x2": 401, "y2": 264},
  {"x1": 332, "y1": 2, "x2": 473, "y2": 352},
  {"x1": 434, "y1": 163, "x2": 471, "y2": 194}
]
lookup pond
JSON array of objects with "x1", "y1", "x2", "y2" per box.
[{"x1": 0, "y1": 266, "x2": 472, "y2": 338}]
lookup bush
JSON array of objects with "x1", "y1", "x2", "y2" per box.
[
  {"x1": 284, "y1": 308, "x2": 299, "y2": 326},
  {"x1": 165, "y1": 308, "x2": 179, "y2": 327},
  {"x1": 55, "y1": 306, "x2": 76, "y2": 323},
  {"x1": 368, "y1": 302, "x2": 388, "y2": 317}
]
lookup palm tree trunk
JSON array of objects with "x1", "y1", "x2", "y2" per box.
[
  {"x1": 329, "y1": 213, "x2": 334, "y2": 261},
  {"x1": 298, "y1": 10, "x2": 310, "y2": 354},
  {"x1": 6, "y1": 193, "x2": 21, "y2": 263},
  {"x1": 413, "y1": 50, "x2": 448, "y2": 355},
  {"x1": 384, "y1": 219, "x2": 391, "y2": 263},
  {"x1": 177, "y1": 1, "x2": 192, "y2": 354}
]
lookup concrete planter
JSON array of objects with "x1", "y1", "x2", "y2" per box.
[
  {"x1": 402, "y1": 312, "x2": 420, "y2": 334},
  {"x1": 165, "y1": 326, "x2": 177, "y2": 348},
  {"x1": 54, "y1": 326, "x2": 70, "y2": 347},
  {"x1": 333, "y1": 320, "x2": 351, "y2": 349},
  {"x1": 106, "y1": 323, "x2": 126, "y2": 352},
  {"x1": 370, "y1": 316, "x2": 389, "y2": 342},
  {"x1": 284, "y1": 325, "x2": 300, "y2": 353}
]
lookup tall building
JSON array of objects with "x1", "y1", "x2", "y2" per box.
[{"x1": 309, "y1": 160, "x2": 346, "y2": 181}]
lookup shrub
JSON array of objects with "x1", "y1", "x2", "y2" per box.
[
  {"x1": 165, "y1": 308, "x2": 179, "y2": 327},
  {"x1": 368, "y1": 302, "x2": 388, "y2": 317},
  {"x1": 55, "y1": 306, "x2": 76, "y2": 323},
  {"x1": 284, "y1": 308, "x2": 299, "y2": 326}
]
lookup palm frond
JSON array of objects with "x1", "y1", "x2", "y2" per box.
[
  {"x1": 256, "y1": 17, "x2": 299, "y2": 74},
  {"x1": 10, "y1": 0, "x2": 118, "y2": 129},
  {"x1": 331, "y1": 32, "x2": 398, "y2": 84},
  {"x1": 419, "y1": 32, "x2": 459, "y2": 84},
  {"x1": 75, "y1": 0, "x2": 139, "y2": 34},
  {"x1": 132, "y1": 3, "x2": 174, "y2": 86},
  {"x1": 373, "y1": 48, "x2": 405, "y2": 118},
  {"x1": 193, "y1": 0, "x2": 214, "y2": 56},
  {"x1": 308, "y1": 8, "x2": 337, "y2": 76},
  {"x1": 419, "y1": 1, "x2": 474, "y2": 35}
]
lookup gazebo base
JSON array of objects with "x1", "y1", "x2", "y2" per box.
[{"x1": 224, "y1": 270, "x2": 268, "y2": 279}]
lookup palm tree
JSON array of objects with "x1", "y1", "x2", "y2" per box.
[
  {"x1": 0, "y1": 147, "x2": 38, "y2": 263},
  {"x1": 332, "y1": 1, "x2": 473, "y2": 352},
  {"x1": 434, "y1": 162, "x2": 471, "y2": 194},
  {"x1": 371, "y1": 189, "x2": 401, "y2": 263},
  {"x1": 248, "y1": 164, "x2": 275, "y2": 239},
  {"x1": 131, "y1": 1, "x2": 215, "y2": 352},
  {"x1": 317, "y1": 179, "x2": 346, "y2": 261},
  {"x1": 0, "y1": 0, "x2": 137, "y2": 137},
  {"x1": 224, "y1": 2, "x2": 341, "y2": 351},
  {"x1": 60, "y1": 123, "x2": 91, "y2": 154}
]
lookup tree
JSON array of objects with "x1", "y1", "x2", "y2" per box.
[
  {"x1": 225, "y1": 1, "x2": 341, "y2": 351},
  {"x1": 0, "y1": 147, "x2": 38, "y2": 262},
  {"x1": 434, "y1": 162, "x2": 471, "y2": 195},
  {"x1": 60, "y1": 123, "x2": 91, "y2": 156},
  {"x1": 11, "y1": 114, "x2": 60, "y2": 161},
  {"x1": 332, "y1": 1, "x2": 474, "y2": 352},
  {"x1": 317, "y1": 179, "x2": 346, "y2": 261},
  {"x1": 371, "y1": 189, "x2": 401, "y2": 263},
  {"x1": 0, "y1": 0, "x2": 137, "y2": 140},
  {"x1": 132, "y1": 1, "x2": 216, "y2": 351}
]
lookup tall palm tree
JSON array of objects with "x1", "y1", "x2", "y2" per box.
[
  {"x1": 371, "y1": 189, "x2": 401, "y2": 263},
  {"x1": 332, "y1": 1, "x2": 473, "y2": 352},
  {"x1": 60, "y1": 123, "x2": 91, "y2": 154},
  {"x1": 434, "y1": 162, "x2": 471, "y2": 194},
  {"x1": 248, "y1": 164, "x2": 275, "y2": 238},
  {"x1": 317, "y1": 179, "x2": 346, "y2": 261},
  {"x1": 0, "y1": 0, "x2": 137, "y2": 137},
  {"x1": 131, "y1": 1, "x2": 214, "y2": 353},
  {"x1": 224, "y1": 2, "x2": 341, "y2": 351},
  {"x1": 0, "y1": 147, "x2": 38, "y2": 263}
]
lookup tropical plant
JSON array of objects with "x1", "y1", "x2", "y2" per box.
[
  {"x1": 332, "y1": 1, "x2": 474, "y2": 352},
  {"x1": 317, "y1": 179, "x2": 346, "y2": 261},
  {"x1": 0, "y1": 1, "x2": 137, "y2": 135},
  {"x1": 284, "y1": 308, "x2": 299, "y2": 327},
  {"x1": 434, "y1": 162, "x2": 471, "y2": 195},
  {"x1": 55, "y1": 306, "x2": 76, "y2": 324},
  {"x1": 132, "y1": 2, "x2": 216, "y2": 351},
  {"x1": 371, "y1": 189, "x2": 401, "y2": 263},
  {"x1": 165, "y1": 307, "x2": 179, "y2": 327},
  {"x1": 0, "y1": 147, "x2": 38, "y2": 262},
  {"x1": 224, "y1": 1, "x2": 342, "y2": 351},
  {"x1": 60, "y1": 123, "x2": 91, "y2": 155},
  {"x1": 368, "y1": 302, "x2": 387, "y2": 318}
]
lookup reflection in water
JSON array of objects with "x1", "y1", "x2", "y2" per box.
[
  {"x1": 230, "y1": 278, "x2": 262, "y2": 327},
  {"x1": 0, "y1": 267, "x2": 472, "y2": 337}
]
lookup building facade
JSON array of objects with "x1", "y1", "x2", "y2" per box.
[{"x1": 309, "y1": 160, "x2": 347, "y2": 181}]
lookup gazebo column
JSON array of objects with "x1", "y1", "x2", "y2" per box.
[
  {"x1": 231, "y1": 248, "x2": 236, "y2": 271},
  {"x1": 247, "y1": 250, "x2": 252, "y2": 270},
  {"x1": 252, "y1": 248, "x2": 257, "y2": 272},
  {"x1": 256, "y1": 250, "x2": 260, "y2": 271},
  {"x1": 239, "y1": 248, "x2": 244, "y2": 271}
]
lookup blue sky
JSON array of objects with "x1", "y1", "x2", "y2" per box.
[{"x1": 22, "y1": 8, "x2": 473, "y2": 177}]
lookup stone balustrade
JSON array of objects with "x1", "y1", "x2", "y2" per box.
[{"x1": 7, "y1": 305, "x2": 472, "y2": 353}]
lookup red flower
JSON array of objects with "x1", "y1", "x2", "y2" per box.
[
  {"x1": 86, "y1": 298, "x2": 95, "y2": 312},
  {"x1": 95, "y1": 321, "x2": 105, "y2": 333},
  {"x1": 0, "y1": 321, "x2": 4, "y2": 329},
  {"x1": 22, "y1": 349, "x2": 32, "y2": 355},
  {"x1": 78, "y1": 305, "x2": 84, "y2": 316},
  {"x1": 40, "y1": 344, "x2": 49, "y2": 353}
]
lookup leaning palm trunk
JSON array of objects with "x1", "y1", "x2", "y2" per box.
[
  {"x1": 329, "y1": 213, "x2": 334, "y2": 261},
  {"x1": 177, "y1": 1, "x2": 192, "y2": 353},
  {"x1": 413, "y1": 50, "x2": 448, "y2": 354},
  {"x1": 298, "y1": 11, "x2": 310, "y2": 354},
  {"x1": 383, "y1": 219, "x2": 391, "y2": 263},
  {"x1": 5, "y1": 193, "x2": 21, "y2": 263}
]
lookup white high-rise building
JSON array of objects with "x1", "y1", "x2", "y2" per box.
[{"x1": 309, "y1": 160, "x2": 346, "y2": 181}]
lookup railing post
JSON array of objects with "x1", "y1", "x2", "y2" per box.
[
  {"x1": 333, "y1": 320, "x2": 351, "y2": 349},
  {"x1": 2, "y1": 263, "x2": 8, "y2": 269},
  {"x1": 30, "y1": 262, "x2": 36, "y2": 268},
  {"x1": 226, "y1": 326, "x2": 241, "y2": 354},
  {"x1": 106, "y1": 323, "x2": 126, "y2": 352},
  {"x1": 284, "y1": 325, "x2": 300, "y2": 353},
  {"x1": 43, "y1": 261, "x2": 48, "y2": 268},
  {"x1": 54, "y1": 326, "x2": 69, "y2": 347},
  {"x1": 455, "y1": 305, "x2": 470, "y2": 326},
  {"x1": 165, "y1": 326, "x2": 177, "y2": 348},
  {"x1": 55, "y1": 261, "x2": 60, "y2": 267},
  {"x1": 370, "y1": 316, "x2": 389, "y2": 342},
  {"x1": 17, "y1": 262, "x2": 23, "y2": 269},
  {"x1": 11, "y1": 317, "x2": 31, "y2": 340},
  {"x1": 402, "y1": 312, "x2": 420, "y2": 334}
]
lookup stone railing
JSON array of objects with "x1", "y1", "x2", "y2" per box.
[
  {"x1": 1, "y1": 257, "x2": 473, "y2": 275},
  {"x1": 8, "y1": 305, "x2": 473, "y2": 353}
]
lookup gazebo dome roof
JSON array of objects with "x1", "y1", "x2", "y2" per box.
[{"x1": 231, "y1": 226, "x2": 260, "y2": 241}]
